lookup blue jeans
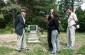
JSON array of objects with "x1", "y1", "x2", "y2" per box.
[
  {"x1": 66, "y1": 26, "x2": 76, "y2": 48},
  {"x1": 51, "y1": 30, "x2": 59, "y2": 53}
]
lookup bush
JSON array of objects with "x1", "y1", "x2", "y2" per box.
[{"x1": 75, "y1": 7, "x2": 85, "y2": 32}]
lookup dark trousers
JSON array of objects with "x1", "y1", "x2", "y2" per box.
[{"x1": 47, "y1": 28, "x2": 53, "y2": 50}]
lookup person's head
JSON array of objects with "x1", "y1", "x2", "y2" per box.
[
  {"x1": 50, "y1": 9, "x2": 58, "y2": 18},
  {"x1": 67, "y1": 7, "x2": 72, "y2": 14},
  {"x1": 21, "y1": 8, "x2": 27, "y2": 17},
  {"x1": 50, "y1": 9, "x2": 54, "y2": 14}
]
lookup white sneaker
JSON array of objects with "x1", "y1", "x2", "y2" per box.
[{"x1": 51, "y1": 51, "x2": 56, "y2": 54}]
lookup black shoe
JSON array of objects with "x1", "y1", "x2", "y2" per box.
[
  {"x1": 16, "y1": 50, "x2": 21, "y2": 52},
  {"x1": 21, "y1": 48, "x2": 29, "y2": 51}
]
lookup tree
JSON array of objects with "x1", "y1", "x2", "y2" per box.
[
  {"x1": 17, "y1": 0, "x2": 55, "y2": 29},
  {"x1": 75, "y1": 7, "x2": 85, "y2": 32},
  {"x1": 0, "y1": 0, "x2": 56, "y2": 30},
  {"x1": 0, "y1": 0, "x2": 21, "y2": 31},
  {"x1": 57, "y1": 0, "x2": 75, "y2": 32}
]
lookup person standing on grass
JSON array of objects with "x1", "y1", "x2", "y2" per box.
[
  {"x1": 14, "y1": 8, "x2": 27, "y2": 52},
  {"x1": 66, "y1": 7, "x2": 78, "y2": 49},
  {"x1": 46, "y1": 9, "x2": 56, "y2": 51},
  {"x1": 48, "y1": 9, "x2": 60, "y2": 54}
]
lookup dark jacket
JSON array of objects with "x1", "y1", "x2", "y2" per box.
[
  {"x1": 48, "y1": 17, "x2": 60, "y2": 33},
  {"x1": 47, "y1": 15, "x2": 52, "y2": 30},
  {"x1": 14, "y1": 14, "x2": 25, "y2": 36}
]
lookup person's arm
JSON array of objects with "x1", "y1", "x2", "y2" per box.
[
  {"x1": 73, "y1": 14, "x2": 78, "y2": 22},
  {"x1": 45, "y1": 15, "x2": 49, "y2": 23},
  {"x1": 54, "y1": 19, "x2": 60, "y2": 33},
  {"x1": 14, "y1": 16, "x2": 19, "y2": 29},
  {"x1": 57, "y1": 16, "x2": 61, "y2": 24}
]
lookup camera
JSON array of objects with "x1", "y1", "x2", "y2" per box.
[{"x1": 39, "y1": 11, "x2": 47, "y2": 17}]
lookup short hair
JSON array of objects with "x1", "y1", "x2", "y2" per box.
[
  {"x1": 21, "y1": 7, "x2": 27, "y2": 12},
  {"x1": 67, "y1": 7, "x2": 72, "y2": 10}
]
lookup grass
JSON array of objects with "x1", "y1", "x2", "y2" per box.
[
  {"x1": 57, "y1": 49, "x2": 74, "y2": 55},
  {"x1": 0, "y1": 32, "x2": 85, "y2": 55},
  {"x1": 77, "y1": 45, "x2": 85, "y2": 55},
  {"x1": 0, "y1": 47, "x2": 14, "y2": 55}
]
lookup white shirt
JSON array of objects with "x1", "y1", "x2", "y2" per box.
[
  {"x1": 68, "y1": 12, "x2": 78, "y2": 27},
  {"x1": 22, "y1": 15, "x2": 25, "y2": 24}
]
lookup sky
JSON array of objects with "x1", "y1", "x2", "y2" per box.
[{"x1": 81, "y1": 3, "x2": 85, "y2": 10}]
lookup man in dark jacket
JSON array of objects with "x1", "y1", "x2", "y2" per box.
[{"x1": 14, "y1": 8, "x2": 27, "y2": 52}]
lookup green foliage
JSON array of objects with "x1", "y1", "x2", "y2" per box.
[
  {"x1": 0, "y1": 1, "x2": 21, "y2": 30},
  {"x1": 0, "y1": 24, "x2": 12, "y2": 34},
  {"x1": 1, "y1": 0, "x2": 84, "y2": 32},
  {"x1": 75, "y1": 7, "x2": 85, "y2": 32},
  {"x1": 0, "y1": 14, "x2": 4, "y2": 19},
  {"x1": 0, "y1": 0, "x2": 55, "y2": 31},
  {"x1": 60, "y1": 18, "x2": 68, "y2": 32},
  {"x1": 20, "y1": 0, "x2": 55, "y2": 30},
  {"x1": 0, "y1": 13, "x2": 12, "y2": 28},
  {"x1": 59, "y1": 6, "x2": 85, "y2": 32},
  {"x1": 1, "y1": 4, "x2": 21, "y2": 11},
  {"x1": 59, "y1": 0, "x2": 74, "y2": 17}
]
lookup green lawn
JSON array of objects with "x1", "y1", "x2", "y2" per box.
[{"x1": 0, "y1": 32, "x2": 85, "y2": 55}]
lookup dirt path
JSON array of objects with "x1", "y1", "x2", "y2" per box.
[{"x1": 0, "y1": 34, "x2": 17, "y2": 42}]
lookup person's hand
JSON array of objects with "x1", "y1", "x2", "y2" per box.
[
  {"x1": 59, "y1": 21, "x2": 61, "y2": 24},
  {"x1": 13, "y1": 28, "x2": 15, "y2": 32}
]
